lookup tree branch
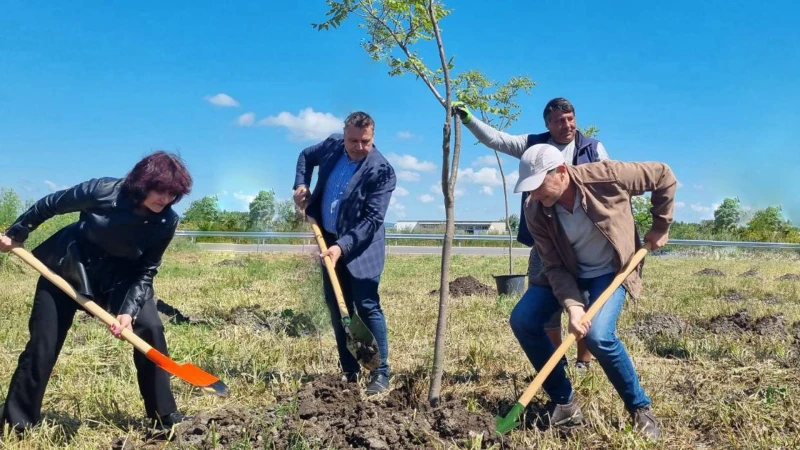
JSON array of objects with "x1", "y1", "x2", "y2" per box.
[{"x1": 363, "y1": 4, "x2": 446, "y2": 106}]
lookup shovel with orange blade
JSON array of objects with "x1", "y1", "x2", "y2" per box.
[{"x1": 10, "y1": 246, "x2": 229, "y2": 397}]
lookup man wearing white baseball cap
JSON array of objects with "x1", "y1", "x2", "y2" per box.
[
  {"x1": 453, "y1": 98, "x2": 603, "y2": 372},
  {"x1": 508, "y1": 144, "x2": 677, "y2": 441}
]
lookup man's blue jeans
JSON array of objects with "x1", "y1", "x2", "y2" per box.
[
  {"x1": 322, "y1": 266, "x2": 390, "y2": 377},
  {"x1": 509, "y1": 272, "x2": 651, "y2": 412}
]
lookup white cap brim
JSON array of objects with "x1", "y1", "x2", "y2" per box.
[{"x1": 513, "y1": 171, "x2": 547, "y2": 193}]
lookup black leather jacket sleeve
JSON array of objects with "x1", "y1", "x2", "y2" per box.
[
  {"x1": 5, "y1": 178, "x2": 115, "y2": 242},
  {"x1": 118, "y1": 216, "x2": 179, "y2": 318}
]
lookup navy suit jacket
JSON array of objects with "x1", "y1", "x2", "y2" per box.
[{"x1": 294, "y1": 134, "x2": 396, "y2": 280}]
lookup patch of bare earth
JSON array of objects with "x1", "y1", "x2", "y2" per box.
[
  {"x1": 429, "y1": 276, "x2": 494, "y2": 298},
  {"x1": 114, "y1": 375, "x2": 507, "y2": 449},
  {"x1": 777, "y1": 273, "x2": 800, "y2": 281},
  {"x1": 703, "y1": 309, "x2": 788, "y2": 336},
  {"x1": 695, "y1": 268, "x2": 726, "y2": 277}
]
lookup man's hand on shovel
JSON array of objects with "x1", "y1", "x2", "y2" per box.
[
  {"x1": 567, "y1": 305, "x2": 591, "y2": 340},
  {"x1": 320, "y1": 244, "x2": 342, "y2": 268},
  {"x1": 0, "y1": 232, "x2": 21, "y2": 253}
]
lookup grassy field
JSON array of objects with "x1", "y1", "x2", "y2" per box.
[{"x1": 1, "y1": 243, "x2": 799, "y2": 449}]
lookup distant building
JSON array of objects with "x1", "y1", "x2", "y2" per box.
[{"x1": 394, "y1": 220, "x2": 507, "y2": 234}]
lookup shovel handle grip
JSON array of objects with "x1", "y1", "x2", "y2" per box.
[
  {"x1": 307, "y1": 218, "x2": 351, "y2": 320},
  {"x1": 10, "y1": 246, "x2": 154, "y2": 355},
  {"x1": 516, "y1": 243, "x2": 652, "y2": 407}
]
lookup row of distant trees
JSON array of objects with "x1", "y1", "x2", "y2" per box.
[
  {"x1": 2, "y1": 187, "x2": 797, "y2": 243},
  {"x1": 179, "y1": 190, "x2": 306, "y2": 232},
  {"x1": 502, "y1": 197, "x2": 799, "y2": 243}
]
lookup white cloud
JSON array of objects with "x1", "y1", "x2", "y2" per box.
[
  {"x1": 389, "y1": 197, "x2": 406, "y2": 218},
  {"x1": 394, "y1": 186, "x2": 409, "y2": 196},
  {"x1": 472, "y1": 155, "x2": 498, "y2": 167},
  {"x1": 506, "y1": 170, "x2": 519, "y2": 188},
  {"x1": 396, "y1": 131, "x2": 414, "y2": 140},
  {"x1": 205, "y1": 93, "x2": 239, "y2": 107},
  {"x1": 675, "y1": 201, "x2": 686, "y2": 208},
  {"x1": 430, "y1": 182, "x2": 464, "y2": 199},
  {"x1": 397, "y1": 171, "x2": 421, "y2": 182},
  {"x1": 236, "y1": 112, "x2": 256, "y2": 127},
  {"x1": 480, "y1": 186, "x2": 493, "y2": 195},
  {"x1": 677, "y1": 180, "x2": 684, "y2": 189},
  {"x1": 44, "y1": 180, "x2": 68, "y2": 192},
  {"x1": 458, "y1": 167, "x2": 503, "y2": 186},
  {"x1": 419, "y1": 194, "x2": 435, "y2": 203},
  {"x1": 387, "y1": 153, "x2": 436, "y2": 172},
  {"x1": 690, "y1": 202, "x2": 718, "y2": 220},
  {"x1": 259, "y1": 107, "x2": 343, "y2": 141},
  {"x1": 693, "y1": 184, "x2": 703, "y2": 190},
  {"x1": 233, "y1": 192, "x2": 256, "y2": 208}
]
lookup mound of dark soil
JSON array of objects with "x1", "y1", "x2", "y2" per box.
[
  {"x1": 627, "y1": 313, "x2": 690, "y2": 339},
  {"x1": 429, "y1": 276, "x2": 494, "y2": 298},
  {"x1": 115, "y1": 375, "x2": 506, "y2": 449},
  {"x1": 704, "y1": 309, "x2": 788, "y2": 336},
  {"x1": 224, "y1": 306, "x2": 316, "y2": 337},
  {"x1": 777, "y1": 273, "x2": 800, "y2": 282},
  {"x1": 739, "y1": 269, "x2": 761, "y2": 278},
  {"x1": 695, "y1": 268, "x2": 726, "y2": 277},
  {"x1": 215, "y1": 259, "x2": 246, "y2": 268}
]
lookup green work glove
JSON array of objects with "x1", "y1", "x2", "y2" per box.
[{"x1": 451, "y1": 101, "x2": 472, "y2": 124}]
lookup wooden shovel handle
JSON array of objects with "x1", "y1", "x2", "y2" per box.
[
  {"x1": 307, "y1": 218, "x2": 351, "y2": 320},
  {"x1": 517, "y1": 243, "x2": 652, "y2": 407},
  {"x1": 10, "y1": 246, "x2": 154, "y2": 355}
]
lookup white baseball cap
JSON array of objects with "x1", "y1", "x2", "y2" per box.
[{"x1": 513, "y1": 144, "x2": 565, "y2": 193}]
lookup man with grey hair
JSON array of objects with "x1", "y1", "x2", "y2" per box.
[
  {"x1": 509, "y1": 143, "x2": 676, "y2": 440},
  {"x1": 453, "y1": 97, "x2": 606, "y2": 371}
]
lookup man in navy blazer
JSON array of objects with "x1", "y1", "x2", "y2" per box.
[{"x1": 293, "y1": 111, "x2": 396, "y2": 395}]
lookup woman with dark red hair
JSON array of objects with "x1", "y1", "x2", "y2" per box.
[{"x1": 0, "y1": 151, "x2": 193, "y2": 432}]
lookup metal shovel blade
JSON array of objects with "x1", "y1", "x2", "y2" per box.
[{"x1": 345, "y1": 313, "x2": 381, "y2": 371}]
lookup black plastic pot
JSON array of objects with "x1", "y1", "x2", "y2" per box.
[{"x1": 493, "y1": 274, "x2": 527, "y2": 296}]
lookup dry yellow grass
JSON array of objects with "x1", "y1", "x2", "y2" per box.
[{"x1": 1, "y1": 244, "x2": 799, "y2": 449}]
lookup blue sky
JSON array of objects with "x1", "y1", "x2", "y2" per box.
[{"x1": 2, "y1": 0, "x2": 798, "y2": 224}]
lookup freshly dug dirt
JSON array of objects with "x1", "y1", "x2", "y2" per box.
[
  {"x1": 215, "y1": 259, "x2": 247, "y2": 268},
  {"x1": 628, "y1": 312, "x2": 691, "y2": 339},
  {"x1": 695, "y1": 268, "x2": 726, "y2": 277},
  {"x1": 704, "y1": 309, "x2": 788, "y2": 336},
  {"x1": 777, "y1": 273, "x2": 800, "y2": 281},
  {"x1": 429, "y1": 276, "x2": 494, "y2": 298},
  {"x1": 115, "y1": 375, "x2": 507, "y2": 449},
  {"x1": 739, "y1": 269, "x2": 761, "y2": 278},
  {"x1": 224, "y1": 306, "x2": 316, "y2": 337}
]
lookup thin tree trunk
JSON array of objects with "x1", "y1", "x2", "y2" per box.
[
  {"x1": 494, "y1": 150, "x2": 513, "y2": 274},
  {"x1": 427, "y1": 0, "x2": 456, "y2": 408},
  {"x1": 429, "y1": 118, "x2": 453, "y2": 407}
]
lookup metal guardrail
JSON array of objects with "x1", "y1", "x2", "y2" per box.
[{"x1": 174, "y1": 230, "x2": 800, "y2": 250}]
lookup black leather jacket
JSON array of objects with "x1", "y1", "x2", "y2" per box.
[{"x1": 5, "y1": 177, "x2": 179, "y2": 318}]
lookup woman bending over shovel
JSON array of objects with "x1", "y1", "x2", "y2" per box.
[{"x1": 0, "y1": 151, "x2": 193, "y2": 433}]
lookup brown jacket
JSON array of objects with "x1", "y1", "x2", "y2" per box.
[{"x1": 526, "y1": 160, "x2": 677, "y2": 309}]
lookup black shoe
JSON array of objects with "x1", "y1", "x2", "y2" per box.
[
  {"x1": 366, "y1": 373, "x2": 389, "y2": 395},
  {"x1": 150, "y1": 411, "x2": 192, "y2": 430},
  {"x1": 341, "y1": 372, "x2": 360, "y2": 383}
]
